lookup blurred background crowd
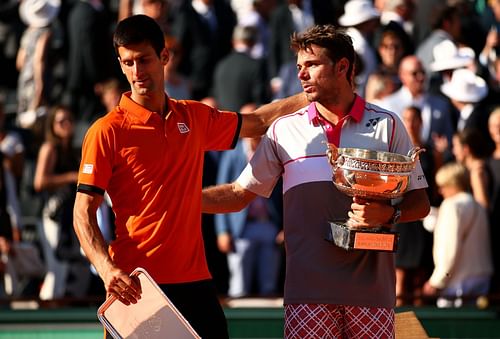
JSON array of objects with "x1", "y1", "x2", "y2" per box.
[{"x1": 0, "y1": 0, "x2": 499, "y2": 309}]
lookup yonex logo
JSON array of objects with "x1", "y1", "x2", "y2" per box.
[
  {"x1": 177, "y1": 123, "x2": 190, "y2": 134},
  {"x1": 365, "y1": 118, "x2": 380, "y2": 128}
]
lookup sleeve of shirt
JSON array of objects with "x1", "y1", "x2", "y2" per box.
[
  {"x1": 389, "y1": 112, "x2": 428, "y2": 191},
  {"x1": 429, "y1": 199, "x2": 460, "y2": 289},
  {"x1": 202, "y1": 103, "x2": 242, "y2": 151},
  {"x1": 77, "y1": 118, "x2": 114, "y2": 195},
  {"x1": 236, "y1": 129, "x2": 283, "y2": 198}
]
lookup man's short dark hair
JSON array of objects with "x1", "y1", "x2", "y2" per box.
[
  {"x1": 290, "y1": 24, "x2": 356, "y2": 82},
  {"x1": 113, "y1": 15, "x2": 165, "y2": 58}
]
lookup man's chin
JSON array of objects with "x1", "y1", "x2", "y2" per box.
[
  {"x1": 305, "y1": 93, "x2": 316, "y2": 102},
  {"x1": 135, "y1": 87, "x2": 150, "y2": 95}
]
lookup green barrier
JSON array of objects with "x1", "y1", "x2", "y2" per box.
[{"x1": 1, "y1": 306, "x2": 500, "y2": 338}]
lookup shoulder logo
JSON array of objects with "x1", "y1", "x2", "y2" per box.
[
  {"x1": 177, "y1": 122, "x2": 190, "y2": 134},
  {"x1": 82, "y1": 164, "x2": 93, "y2": 174},
  {"x1": 365, "y1": 117, "x2": 380, "y2": 128}
]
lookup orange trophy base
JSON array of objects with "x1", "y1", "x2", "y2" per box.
[{"x1": 328, "y1": 221, "x2": 398, "y2": 252}]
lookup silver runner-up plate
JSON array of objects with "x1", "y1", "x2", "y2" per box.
[{"x1": 97, "y1": 267, "x2": 201, "y2": 339}]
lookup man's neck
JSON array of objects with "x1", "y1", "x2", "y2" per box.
[
  {"x1": 131, "y1": 92, "x2": 167, "y2": 117},
  {"x1": 316, "y1": 92, "x2": 356, "y2": 125}
]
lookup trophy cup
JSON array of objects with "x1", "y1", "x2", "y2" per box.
[{"x1": 326, "y1": 145, "x2": 424, "y2": 252}]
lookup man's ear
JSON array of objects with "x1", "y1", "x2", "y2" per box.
[
  {"x1": 337, "y1": 58, "x2": 349, "y2": 74},
  {"x1": 160, "y1": 48, "x2": 170, "y2": 65},
  {"x1": 118, "y1": 57, "x2": 125, "y2": 74}
]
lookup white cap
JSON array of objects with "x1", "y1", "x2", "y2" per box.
[
  {"x1": 19, "y1": 0, "x2": 61, "y2": 28},
  {"x1": 441, "y1": 68, "x2": 488, "y2": 103},
  {"x1": 430, "y1": 40, "x2": 474, "y2": 72},
  {"x1": 339, "y1": 0, "x2": 380, "y2": 27}
]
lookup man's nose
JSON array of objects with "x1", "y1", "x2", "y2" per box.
[
  {"x1": 133, "y1": 62, "x2": 144, "y2": 76},
  {"x1": 298, "y1": 69, "x2": 308, "y2": 80}
]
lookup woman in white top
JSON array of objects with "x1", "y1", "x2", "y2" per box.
[{"x1": 423, "y1": 162, "x2": 493, "y2": 307}]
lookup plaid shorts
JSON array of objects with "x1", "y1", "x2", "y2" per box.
[{"x1": 284, "y1": 303, "x2": 394, "y2": 338}]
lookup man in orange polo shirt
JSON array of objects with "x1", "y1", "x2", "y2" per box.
[{"x1": 72, "y1": 15, "x2": 305, "y2": 339}]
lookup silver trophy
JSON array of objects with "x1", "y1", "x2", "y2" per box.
[{"x1": 326, "y1": 145, "x2": 424, "y2": 252}]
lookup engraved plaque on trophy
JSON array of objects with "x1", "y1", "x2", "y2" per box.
[{"x1": 326, "y1": 145, "x2": 424, "y2": 252}]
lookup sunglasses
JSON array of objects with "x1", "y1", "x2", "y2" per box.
[
  {"x1": 408, "y1": 69, "x2": 425, "y2": 77},
  {"x1": 55, "y1": 117, "x2": 73, "y2": 125}
]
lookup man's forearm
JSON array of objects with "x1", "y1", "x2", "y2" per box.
[
  {"x1": 73, "y1": 194, "x2": 114, "y2": 280},
  {"x1": 74, "y1": 213, "x2": 114, "y2": 278},
  {"x1": 240, "y1": 92, "x2": 308, "y2": 137},
  {"x1": 398, "y1": 188, "x2": 430, "y2": 223},
  {"x1": 202, "y1": 182, "x2": 256, "y2": 214}
]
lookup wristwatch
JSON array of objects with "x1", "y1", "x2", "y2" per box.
[{"x1": 388, "y1": 205, "x2": 402, "y2": 225}]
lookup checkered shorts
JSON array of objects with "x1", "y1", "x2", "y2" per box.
[{"x1": 284, "y1": 303, "x2": 394, "y2": 338}]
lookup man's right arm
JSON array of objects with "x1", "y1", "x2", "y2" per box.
[
  {"x1": 202, "y1": 182, "x2": 257, "y2": 214},
  {"x1": 240, "y1": 92, "x2": 308, "y2": 137},
  {"x1": 73, "y1": 191, "x2": 141, "y2": 305}
]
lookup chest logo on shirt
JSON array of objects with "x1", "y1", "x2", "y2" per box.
[
  {"x1": 177, "y1": 122, "x2": 190, "y2": 134},
  {"x1": 365, "y1": 117, "x2": 380, "y2": 128}
]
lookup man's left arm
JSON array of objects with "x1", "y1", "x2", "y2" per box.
[
  {"x1": 348, "y1": 188, "x2": 430, "y2": 228},
  {"x1": 240, "y1": 92, "x2": 308, "y2": 137}
]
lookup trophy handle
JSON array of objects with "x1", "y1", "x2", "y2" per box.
[
  {"x1": 326, "y1": 143, "x2": 339, "y2": 168},
  {"x1": 407, "y1": 147, "x2": 426, "y2": 163}
]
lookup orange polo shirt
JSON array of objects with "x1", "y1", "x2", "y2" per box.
[{"x1": 77, "y1": 92, "x2": 241, "y2": 284}]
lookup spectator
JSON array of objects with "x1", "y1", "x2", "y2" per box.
[
  {"x1": 171, "y1": 0, "x2": 237, "y2": 100},
  {"x1": 267, "y1": 0, "x2": 337, "y2": 80},
  {"x1": 163, "y1": 35, "x2": 192, "y2": 100},
  {"x1": 0, "y1": 149, "x2": 18, "y2": 297},
  {"x1": 477, "y1": 20, "x2": 500, "y2": 111},
  {"x1": 452, "y1": 128, "x2": 493, "y2": 210},
  {"x1": 0, "y1": 101, "x2": 24, "y2": 242},
  {"x1": 211, "y1": 25, "x2": 270, "y2": 111},
  {"x1": 0, "y1": 1, "x2": 24, "y2": 99},
  {"x1": 377, "y1": 55, "x2": 455, "y2": 146},
  {"x1": 338, "y1": 0, "x2": 381, "y2": 97},
  {"x1": 480, "y1": 24, "x2": 499, "y2": 86},
  {"x1": 440, "y1": 68, "x2": 489, "y2": 133},
  {"x1": 94, "y1": 78, "x2": 127, "y2": 117},
  {"x1": 272, "y1": 59, "x2": 303, "y2": 100},
  {"x1": 365, "y1": 69, "x2": 398, "y2": 104},
  {"x1": 415, "y1": 4, "x2": 461, "y2": 76},
  {"x1": 452, "y1": 0, "x2": 487, "y2": 56},
  {"x1": 487, "y1": 108, "x2": 500, "y2": 294},
  {"x1": 236, "y1": 0, "x2": 277, "y2": 60},
  {"x1": 215, "y1": 135, "x2": 282, "y2": 298},
  {"x1": 395, "y1": 105, "x2": 439, "y2": 306},
  {"x1": 380, "y1": 0, "x2": 415, "y2": 31},
  {"x1": 34, "y1": 105, "x2": 91, "y2": 300},
  {"x1": 428, "y1": 39, "x2": 476, "y2": 95},
  {"x1": 16, "y1": 0, "x2": 61, "y2": 130},
  {"x1": 378, "y1": 0, "x2": 415, "y2": 54},
  {"x1": 412, "y1": 0, "x2": 446, "y2": 47},
  {"x1": 119, "y1": 0, "x2": 171, "y2": 33},
  {"x1": 479, "y1": 0, "x2": 500, "y2": 35},
  {"x1": 423, "y1": 162, "x2": 493, "y2": 308},
  {"x1": 376, "y1": 24, "x2": 410, "y2": 77},
  {"x1": 65, "y1": 0, "x2": 118, "y2": 122},
  {"x1": 1, "y1": 180, "x2": 45, "y2": 298},
  {"x1": 140, "y1": 0, "x2": 171, "y2": 33}
]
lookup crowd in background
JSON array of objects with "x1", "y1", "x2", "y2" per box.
[{"x1": 0, "y1": 0, "x2": 499, "y2": 308}]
